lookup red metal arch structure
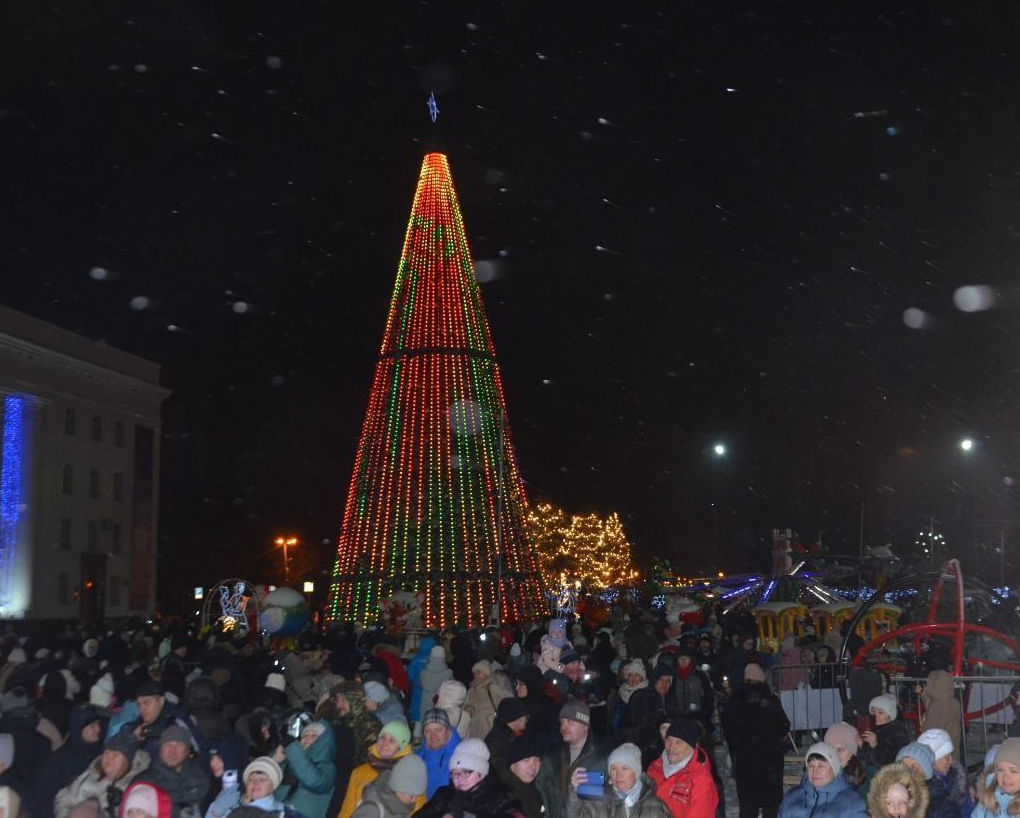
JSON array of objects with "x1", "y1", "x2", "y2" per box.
[{"x1": 841, "y1": 559, "x2": 1020, "y2": 723}]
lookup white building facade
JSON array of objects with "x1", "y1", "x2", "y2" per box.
[{"x1": 0, "y1": 305, "x2": 170, "y2": 619}]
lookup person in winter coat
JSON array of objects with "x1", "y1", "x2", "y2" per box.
[
  {"x1": 274, "y1": 720, "x2": 336, "y2": 818},
  {"x1": 30, "y1": 703, "x2": 105, "y2": 817},
  {"x1": 364, "y1": 682, "x2": 407, "y2": 728},
  {"x1": 55, "y1": 730, "x2": 150, "y2": 818},
  {"x1": 465, "y1": 661, "x2": 514, "y2": 741},
  {"x1": 134, "y1": 724, "x2": 211, "y2": 818},
  {"x1": 417, "y1": 708, "x2": 461, "y2": 799},
  {"x1": 417, "y1": 647, "x2": 453, "y2": 723},
  {"x1": 842, "y1": 667, "x2": 883, "y2": 724},
  {"x1": 646, "y1": 720, "x2": 718, "y2": 818},
  {"x1": 121, "y1": 781, "x2": 174, "y2": 818},
  {"x1": 814, "y1": 647, "x2": 839, "y2": 689},
  {"x1": 514, "y1": 665, "x2": 558, "y2": 753},
  {"x1": 448, "y1": 631, "x2": 479, "y2": 688},
  {"x1": 536, "y1": 701, "x2": 605, "y2": 818},
  {"x1": 918, "y1": 728, "x2": 973, "y2": 818},
  {"x1": 897, "y1": 741, "x2": 961, "y2": 818},
  {"x1": 484, "y1": 697, "x2": 529, "y2": 787},
  {"x1": 672, "y1": 652, "x2": 713, "y2": 730},
  {"x1": 860, "y1": 695, "x2": 912, "y2": 769},
  {"x1": 777, "y1": 742, "x2": 868, "y2": 818},
  {"x1": 972, "y1": 738, "x2": 1020, "y2": 818},
  {"x1": 920, "y1": 671, "x2": 963, "y2": 759},
  {"x1": 407, "y1": 637, "x2": 438, "y2": 728},
  {"x1": 337, "y1": 681, "x2": 380, "y2": 767},
  {"x1": 414, "y1": 737, "x2": 522, "y2": 818},
  {"x1": 204, "y1": 756, "x2": 303, "y2": 818},
  {"x1": 722, "y1": 663, "x2": 789, "y2": 818},
  {"x1": 127, "y1": 680, "x2": 205, "y2": 764},
  {"x1": 609, "y1": 660, "x2": 648, "y2": 732},
  {"x1": 36, "y1": 668, "x2": 75, "y2": 737},
  {"x1": 0, "y1": 685, "x2": 53, "y2": 788},
  {"x1": 778, "y1": 636, "x2": 808, "y2": 691},
  {"x1": 339, "y1": 721, "x2": 416, "y2": 818},
  {"x1": 823, "y1": 721, "x2": 873, "y2": 797},
  {"x1": 351, "y1": 753, "x2": 429, "y2": 818},
  {"x1": 866, "y1": 762, "x2": 930, "y2": 818},
  {"x1": 566, "y1": 741, "x2": 672, "y2": 818},
  {"x1": 320, "y1": 683, "x2": 358, "y2": 818},
  {"x1": 435, "y1": 680, "x2": 471, "y2": 739},
  {"x1": 505, "y1": 736, "x2": 546, "y2": 818}
]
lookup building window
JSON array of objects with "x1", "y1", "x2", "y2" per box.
[
  {"x1": 57, "y1": 573, "x2": 69, "y2": 605},
  {"x1": 109, "y1": 577, "x2": 120, "y2": 607},
  {"x1": 111, "y1": 523, "x2": 121, "y2": 554},
  {"x1": 59, "y1": 518, "x2": 72, "y2": 550},
  {"x1": 115, "y1": 421, "x2": 125, "y2": 447},
  {"x1": 87, "y1": 521, "x2": 98, "y2": 551},
  {"x1": 113, "y1": 473, "x2": 123, "y2": 502},
  {"x1": 91, "y1": 414, "x2": 102, "y2": 442},
  {"x1": 62, "y1": 464, "x2": 73, "y2": 495},
  {"x1": 65, "y1": 407, "x2": 76, "y2": 436},
  {"x1": 89, "y1": 469, "x2": 100, "y2": 499}
]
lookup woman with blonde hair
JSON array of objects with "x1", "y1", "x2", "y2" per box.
[
  {"x1": 867, "y1": 762, "x2": 930, "y2": 818},
  {"x1": 973, "y1": 739, "x2": 1020, "y2": 818}
]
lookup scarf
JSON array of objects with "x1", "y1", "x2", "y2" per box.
[
  {"x1": 677, "y1": 663, "x2": 694, "y2": 681},
  {"x1": 661, "y1": 748, "x2": 693, "y2": 779},
  {"x1": 614, "y1": 779, "x2": 643, "y2": 812},
  {"x1": 619, "y1": 680, "x2": 647, "y2": 704}
]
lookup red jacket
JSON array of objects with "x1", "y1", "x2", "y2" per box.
[
  {"x1": 646, "y1": 746, "x2": 719, "y2": 818},
  {"x1": 375, "y1": 649, "x2": 411, "y2": 696}
]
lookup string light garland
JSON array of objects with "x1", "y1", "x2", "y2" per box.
[
  {"x1": 528, "y1": 502, "x2": 640, "y2": 589},
  {"x1": 327, "y1": 153, "x2": 546, "y2": 629}
]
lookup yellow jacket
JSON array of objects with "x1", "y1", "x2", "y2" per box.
[{"x1": 337, "y1": 744, "x2": 425, "y2": 818}]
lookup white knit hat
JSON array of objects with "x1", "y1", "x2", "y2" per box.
[
  {"x1": 622, "y1": 660, "x2": 646, "y2": 681},
  {"x1": 450, "y1": 737, "x2": 490, "y2": 776},
  {"x1": 390, "y1": 754, "x2": 428, "y2": 797},
  {"x1": 870, "y1": 694, "x2": 898, "y2": 720},
  {"x1": 264, "y1": 672, "x2": 285, "y2": 693},
  {"x1": 243, "y1": 756, "x2": 283, "y2": 790},
  {"x1": 608, "y1": 742, "x2": 643, "y2": 779},
  {"x1": 123, "y1": 782, "x2": 160, "y2": 816},
  {"x1": 437, "y1": 679, "x2": 467, "y2": 708},
  {"x1": 917, "y1": 728, "x2": 954, "y2": 761},
  {"x1": 806, "y1": 741, "x2": 843, "y2": 774}
]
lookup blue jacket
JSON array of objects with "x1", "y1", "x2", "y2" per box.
[
  {"x1": 418, "y1": 729, "x2": 461, "y2": 799},
  {"x1": 408, "y1": 638, "x2": 437, "y2": 721},
  {"x1": 972, "y1": 787, "x2": 1018, "y2": 818},
  {"x1": 281, "y1": 726, "x2": 337, "y2": 818},
  {"x1": 779, "y1": 772, "x2": 868, "y2": 818},
  {"x1": 929, "y1": 774, "x2": 964, "y2": 818}
]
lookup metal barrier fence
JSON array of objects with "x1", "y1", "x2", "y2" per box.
[{"x1": 766, "y1": 662, "x2": 1020, "y2": 768}]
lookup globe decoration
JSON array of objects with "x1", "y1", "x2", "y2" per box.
[{"x1": 260, "y1": 587, "x2": 310, "y2": 636}]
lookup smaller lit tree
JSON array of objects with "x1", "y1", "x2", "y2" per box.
[{"x1": 529, "y1": 504, "x2": 639, "y2": 589}]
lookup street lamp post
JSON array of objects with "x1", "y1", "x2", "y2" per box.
[{"x1": 275, "y1": 536, "x2": 298, "y2": 583}]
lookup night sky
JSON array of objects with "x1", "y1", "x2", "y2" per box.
[{"x1": 4, "y1": 3, "x2": 1020, "y2": 606}]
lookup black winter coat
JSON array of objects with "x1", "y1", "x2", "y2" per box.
[
  {"x1": 858, "y1": 720, "x2": 911, "y2": 769},
  {"x1": 506, "y1": 774, "x2": 546, "y2": 818},
  {"x1": 928, "y1": 772, "x2": 964, "y2": 818},
  {"x1": 416, "y1": 772, "x2": 524, "y2": 818},
  {"x1": 27, "y1": 704, "x2": 104, "y2": 818},
  {"x1": 0, "y1": 706, "x2": 52, "y2": 788},
  {"x1": 721, "y1": 681, "x2": 790, "y2": 791}
]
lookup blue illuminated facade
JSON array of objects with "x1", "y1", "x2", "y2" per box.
[{"x1": 0, "y1": 395, "x2": 28, "y2": 608}]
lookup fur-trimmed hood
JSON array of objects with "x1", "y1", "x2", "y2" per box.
[{"x1": 867, "y1": 763, "x2": 931, "y2": 818}]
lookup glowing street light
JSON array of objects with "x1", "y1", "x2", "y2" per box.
[
  {"x1": 713, "y1": 443, "x2": 726, "y2": 456},
  {"x1": 274, "y1": 536, "x2": 298, "y2": 582},
  {"x1": 960, "y1": 438, "x2": 973, "y2": 452}
]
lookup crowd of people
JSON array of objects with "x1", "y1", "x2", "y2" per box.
[{"x1": 0, "y1": 604, "x2": 1008, "y2": 818}]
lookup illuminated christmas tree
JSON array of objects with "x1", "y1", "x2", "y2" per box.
[{"x1": 327, "y1": 153, "x2": 546, "y2": 629}]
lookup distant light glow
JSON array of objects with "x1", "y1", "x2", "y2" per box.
[
  {"x1": 954, "y1": 285, "x2": 995, "y2": 313},
  {"x1": 713, "y1": 443, "x2": 726, "y2": 456},
  {"x1": 902, "y1": 307, "x2": 927, "y2": 329},
  {"x1": 960, "y1": 438, "x2": 973, "y2": 452}
]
